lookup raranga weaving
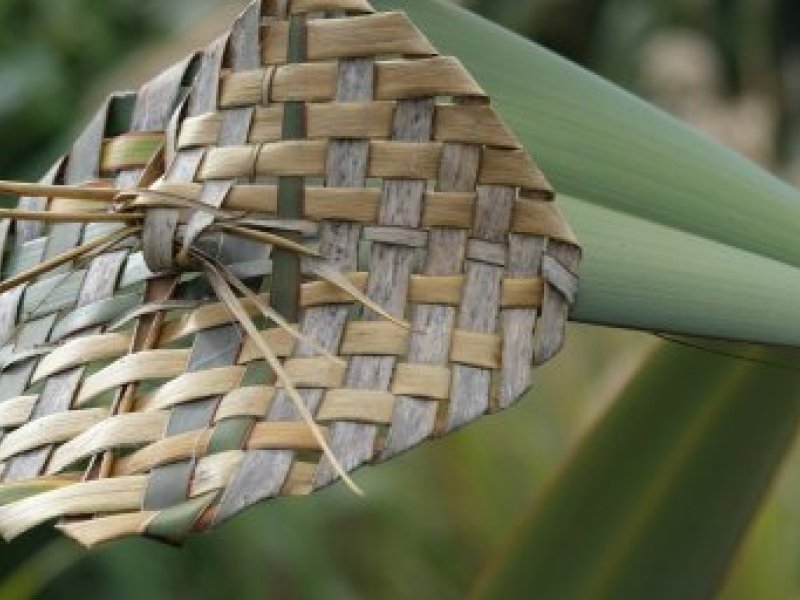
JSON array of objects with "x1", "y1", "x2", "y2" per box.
[{"x1": 0, "y1": 0, "x2": 580, "y2": 546}]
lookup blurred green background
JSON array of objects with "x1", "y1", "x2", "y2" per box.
[{"x1": 1, "y1": 0, "x2": 800, "y2": 597}]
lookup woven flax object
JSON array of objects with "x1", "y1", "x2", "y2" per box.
[{"x1": 0, "y1": 0, "x2": 580, "y2": 546}]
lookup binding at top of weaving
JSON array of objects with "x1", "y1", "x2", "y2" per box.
[{"x1": 0, "y1": 0, "x2": 580, "y2": 547}]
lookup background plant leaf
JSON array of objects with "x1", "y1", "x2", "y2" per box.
[
  {"x1": 375, "y1": 0, "x2": 800, "y2": 347},
  {"x1": 474, "y1": 342, "x2": 800, "y2": 599}
]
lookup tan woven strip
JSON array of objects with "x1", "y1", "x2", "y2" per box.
[
  {"x1": 270, "y1": 62, "x2": 339, "y2": 102},
  {"x1": 214, "y1": 386, "x2": 275, "y2": 422},
  {"x1": 301, "y1": 272, "x2": 368, "y2": 307},
  {"x1": 183, "y1": 102, "x2": 519, "y2": 148},
  {"x1": 0, "y1": 476, "x2": 149, "y2": 541},
  {"x1": 218, "y1": 67, "x2": 270, "y2": 110},
  {"x1": 194, "y1": 452, "x2": 245, "y2": 498},
  {"x1": 228, "y1": 184, "x2": 280, "y2": 212},
  {"x1": 340, "y1": 321, "x2": 408, "y2": 356},
  {"x1": 158, "y1": 294, "x2": 268, "y2": 344},
  {"x1": 246, "y1": 422, "x2": 324, "y2": 451},
  {"x1": 224, "y1": 57, "x2": 486, "y2": 104},
  {"x1": 262, "y1": 20, "x2": 289, "y2": 64},
  {"x1": 368, "y1": 141, "x2": 442, "y2": 179},
  {"x1": 391, "y1": 364, "x2": 451, "y2": 400},
  {"x1": 136, "y1": 366, "x2": 247, "y2": 412},
  {"x1": 256, "y1": 140, "x2": 327, "y2": 176},
  {"x1": 502, "y1": 278, "x2": 545, "y2": 308},
  {"x1": 199, "y1": 141, "x2": 326, "y2": 180},
  {"x1": 512, "y1": 199, "x2": 580, "y2": 245},
  {"x1": 317, "y1": 389, "x2": 395, "y2": 424},
  {"x1": 434, "y1": 104, "x2": 519, "y2": 149},
  {"x1": 0, "y1": 409, "x2": 107, "y2": 462},
  {"x1": 408, "y1": 274, "x2": 463, "y2": 305},
  {"x1": 303, "y1": 187, "x2": 379, "y2": 222},
  {"x1": 197, "y1": 146, "x2": 257, "y2": 180},
  {"x1": 199, "y1": 141, "x2": 547, "y2": 191},
  {"x1": 178, "y1": 113, "x2": 223, "y2": 148},
  {"x1": 238, "y1": 329, "x2": 296, "y2": 363},
  {"x1": 172, "y1": 453, "x2": 231, "y2": 501},
  {"x1": 481, "y1": 148, "x2": 553, "y2": 197},
  {"x1": 154, "y1": 183, "x2": 572, "y2": 242},
  {"x1": 282, "y1": 461, "x2": 316, "y2": 496},
  {"x1": 58, "y1": 512, "x2": 156, "y2": 548},
  {"x1": 374, "y1": 57, "x2": 485, "y2": 101},
  {"x1": 307, "y1": 12, "x2": 435, "y2": 61},
  {"x1": 306, "y1": 102, "x2": 394, "y2": 139},
  {"x1": 219, "y1": 69, "x2": 270, "y2": 109},
  {"x1": 264, "y1": 12, "x2": 433, "y2": 63},
  {"x1": 75, "y1": 349, "x2": 190, "y2": 407},
  {"x1": 113, "y1": 431, "x2": 211, "y2": 476},
  {"x1": 281, "y1": 357, "x2": 347, "y2": 388},
  {"x1": 31, "y1": 333, "x2": 131, "y2": 383},
  {"x1": 450, "y1": 331, "x2": 502, "y2": 370},
  {"x1": 250, "y1": 105, "x2": 284, "y2": 142},
  {"x1": 114, "y1": 422, "x2": 323, "y2": 478},
  {"x1": 47, "y1": 412, "x2": 169, "y2": 475},
  {"x1": 421, "y1": 192, "x2": 474, "y2": 229},
  {"x1": 0, "y1": 396, "x2": 37, "y2": 429},
  {"x1": 154, "y1": 181, "x2": 281, "y2": 213}
]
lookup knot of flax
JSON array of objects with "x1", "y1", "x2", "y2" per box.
[{"x1": 0, "y1": 178, "x2": 413, "y2": 496}]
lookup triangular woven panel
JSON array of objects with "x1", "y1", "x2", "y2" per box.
[{"x1": 0, "y1": 0, "x2": 580, "y2": 546}]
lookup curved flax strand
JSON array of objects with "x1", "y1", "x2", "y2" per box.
[
  {"x1": 309, "y1": 261, "x2": 411, "y2": 331},
  {"x1": 196, "y1": 252, "x2": 364, "y2": 497},
  {"x1": 214, "y1": 260, "x2": 342, "y2": 364}
]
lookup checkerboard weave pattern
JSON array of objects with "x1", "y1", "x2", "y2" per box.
[{"x1": 0, "y1": 0, "x2": 579, "y2": 546}]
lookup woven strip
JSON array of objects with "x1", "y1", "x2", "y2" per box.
[{"x1": 0, "y1": 0, "x2": 580, "y2": 546}]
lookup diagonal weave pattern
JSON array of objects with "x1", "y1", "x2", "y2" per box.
[{"x1": 0, "y1": 0, "x2": 580, "y2": 546}]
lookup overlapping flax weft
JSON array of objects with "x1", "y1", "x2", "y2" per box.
[{"x1": 0, "y1": 0, "x2": 579, "y2": 546}]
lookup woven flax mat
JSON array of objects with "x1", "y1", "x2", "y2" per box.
[{"x1": 0, "y1": 0, "x2": 580, "y2": 546}]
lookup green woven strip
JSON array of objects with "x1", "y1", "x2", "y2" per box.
[
  {"x1": 271, "y1": 15, "x2": 307, "y2": 322},
  {"x1": 208, "y1": 419, "x2": 253, "y2": 455},
  {"x1": 144, "y1": 491, "x2": 218, "y2": 545}
]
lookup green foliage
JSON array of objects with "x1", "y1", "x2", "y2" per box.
[
  {"x1": 0, "y1": 0, "x2": 208, "y2": 180},
  {"x1": 475, "y1": 342, "x2": 800, "y2": 599},
  {"x1": 2, "y1": 1, "x2": 800, "y2": 598}
]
